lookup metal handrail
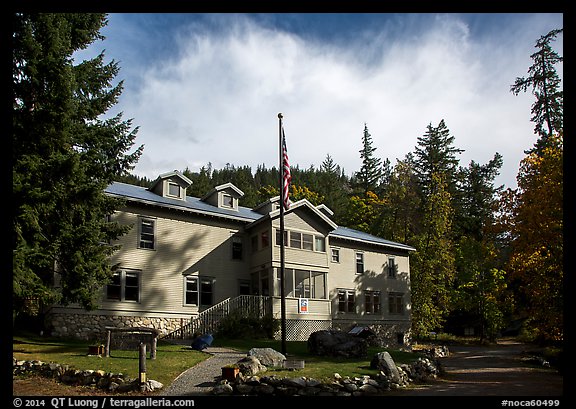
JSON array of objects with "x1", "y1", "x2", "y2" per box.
[{"x1": 162, "y1": 295, "x2": 272, "y2": 339}]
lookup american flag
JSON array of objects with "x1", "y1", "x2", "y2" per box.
[{"x1": 282, "y1": 126, "x2": 291, "y2": 210}]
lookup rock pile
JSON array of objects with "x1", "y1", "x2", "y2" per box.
[
  {"x1": 13, "y1": 358, "x2": 163, "y2": 393},
  {"x1": 211, "y1": 352, "x2": 442, "y2": 396}
]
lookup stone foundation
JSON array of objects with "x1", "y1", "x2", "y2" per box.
[{"x1": 45, "y1": 312, "x2": 187, "y2": 341}]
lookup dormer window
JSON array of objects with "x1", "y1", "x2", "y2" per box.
[
  {"x1": 201, "y1": 183, "x2": 244, "y2": 211},
  {"x1": 167, "y1": 182, "x2": 181, "y2": 198},
  {"x1": 148, "y1": 171, "x2": 192, "y2": 201},
  {"x1": 222, "y1": 194, "x2": 234, "y2": 208}
]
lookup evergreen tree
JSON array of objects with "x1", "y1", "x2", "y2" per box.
[
  {"x1": 379, "y1": 155, "x2": 421, "y2": 244},
  {"x1": 318, "y1": 154, "x2": 349, "y2": 220},
  {"x1": 185, "y1": 163, "x2": 212, "y2": 197},
  {"x1": 354, "y1": 123, "x2": 382, "y2": 194},
  {"x1": 455, "y1": 153, "x2": 504, "y2": 240},
  {"x1": 410, "y1": 172, "x2": 456, "y2": 336},
  {"x1": 510, "y1": 28, "x2": 563, "y2": 154},
  {"x1": 413, "y1": 119, "x2": 463, "y2": 198},
  {"x1": 13, "y1": 13, "x2": 143, "y2": 313}
]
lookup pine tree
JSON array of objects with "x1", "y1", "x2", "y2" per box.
[
  {"x1": 354, "y1": 123, "x2": 382, "y2": 194},
  {"x1": 318, "y1": 154, "x2": 348, "y2": 220},
  {"x1": 510, "y1": 28, "x2": 563, "y2": 154},
  {"x1": 13, "y1": 13, "x2": 143, "y2": 313},
  {"x1": 413, "y1": 119, "x2": 463, "y2": 198}
]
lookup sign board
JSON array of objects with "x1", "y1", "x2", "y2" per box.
[{"x1": 298, "y1": 298, "x2": 309, "y2": 314}]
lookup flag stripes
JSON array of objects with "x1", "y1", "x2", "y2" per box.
[{"x1": 282, "y1": 126, "x2": 291, "y2": 210}]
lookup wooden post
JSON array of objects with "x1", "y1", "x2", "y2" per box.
[
  {"x1": 139, "y1": 343, "x2": 147, "y2": 384},
  {"x1": 151, "y1": 336, "x2": 157, "y2": 360},
  {"x1": 105, "y1": 330, "x2": 111, "y2": 357}
]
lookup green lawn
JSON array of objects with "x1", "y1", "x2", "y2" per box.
[{"x1": 13, "y1": 331, "x2": 427, "y2": 388}]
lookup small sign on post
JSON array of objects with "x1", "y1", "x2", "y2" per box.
[{"x1": 298, "y1": 298, "x2": 309, "y2": 314}]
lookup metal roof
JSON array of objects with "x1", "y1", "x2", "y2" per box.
[
  {"x1": 105, "y1": 182, "x2": 262, "y2": 223},
  {"x1": 330, "y1": 226, "x2": 416, "y2": 252},
  {"x1": 105, "y1": 181, "x2": 415, "y2": 252}
]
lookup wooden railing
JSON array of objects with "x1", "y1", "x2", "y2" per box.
[{"x1": 162, "y1": 295, "x2": 272, "y2": 340}]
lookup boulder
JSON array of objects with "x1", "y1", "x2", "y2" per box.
[
  {"x1": 237, "y1": 356, "x2": 267, "y2": 376},
  {"x1": 370, "y1": 351, "x2": 401, "y2": 383},
  {"x1": 308, "y1": 329, "x2": 368, "y2": 358},
  {"x1": 247, "y1": 347, "x2": 286, "y2": 367}
]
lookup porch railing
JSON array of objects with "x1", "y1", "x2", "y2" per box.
[{"x1": 162, "y1": 295, "x2": 272, "y2": 340}]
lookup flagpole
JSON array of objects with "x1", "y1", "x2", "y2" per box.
[{"x1": 278, "y1": 112, "x2": 287, "y2": 355}]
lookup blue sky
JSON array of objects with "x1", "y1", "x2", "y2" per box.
[{"x1": 80, "y1": 13, "x2": 563, "y2": 189}]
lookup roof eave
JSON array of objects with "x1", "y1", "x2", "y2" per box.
[
  {"x1": 106, "y1": 192, "x2": 259, "y2": 224},
  {"x1": 329, "y1": 233, "x2": 416, "y2": 252}
]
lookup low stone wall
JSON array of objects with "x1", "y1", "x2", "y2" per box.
[
  {"x1": 211, "y1": 356, "x2": 441, "y2": 396},
  {"x1": 45, "y1": 312, "x2": 186, "y2": 341},
  {"x1": 12, "y1": 358, "x2": 163, "y2": 393}
]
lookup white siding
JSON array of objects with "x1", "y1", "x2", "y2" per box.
[
  {"x1": 106, "y1": 205, "x2": 249, "y2": 315},
  {"x1": 327, "y1": 238, "x2": 412, "y2": 321}
]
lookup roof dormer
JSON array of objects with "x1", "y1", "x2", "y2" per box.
[
  {"x1": 201, "y1": 182, "x2": 244, "y2": 211},
  {"x1": 252, "y1": 196, "x2": 281, "y2": 215},
  {"x1": 316, "y1": 204, "x2": 334, "y2": 219},
  {"x1": 148, "y1": 170, "x2": 192, "y2": 201}
]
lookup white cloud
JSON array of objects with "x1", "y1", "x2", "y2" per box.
[{"x1": 104, "y1": 13, "x2": 562, "y2": 190}]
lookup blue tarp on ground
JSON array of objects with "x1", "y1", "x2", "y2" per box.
[{"x1": 191, "y1": 334, "x2": 213, "y2": 351}]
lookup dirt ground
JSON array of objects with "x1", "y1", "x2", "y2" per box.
[
  {"x1": 13, "y1": 339, "x2": 564, "y2": 398},
  {"x1": 389, "y1": 339, "x2": 564, "y2": 397}
]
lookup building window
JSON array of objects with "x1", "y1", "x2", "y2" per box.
[
  {"x1": 331, "y1": 248, "x2": 340, "y2": 263},
  {"x1": 261, "y1": 230, "x2": 270, "y2": 248},
  {"x1": 315, "y1": 236, "x2": 325, "y2": 252},
  {"x1": 167, "y1": 182, "x2": 180, "y2": 198},
  {"x1": 231, "y1": 235, "x2": 243, "y2": 260},
  {"x1": 261, "y1": 272, "x2": 270, "y2": 296},
  {"x1": 283, "y1": 269, "x2": 326, "y2": 299},
  {"x1": 222, "y1": 194, "x2": 234, "y2": 208},
  {"x1": 275, "y1": 229, "x2": 326, "y2": 253},
  {"x1": 388, "y1": 292, "x2": 404, "y2": 314},
  {"x1": 338, "y1": 289, "x2": 355, "y2": 313},
  {"x1": 290, "y1": 231, "x2": 302, "y2": 248},
  {"x1": 302, "y1": 233, "x2": 314, "y2": 251},
  {"x1": 294, "y1": 269, "x2": 311, "y2": 298},
  {"x1": 387, "y1": 257, "x2": 396, "y2": 278},
  {"x1": 107, "y1": 270, "x2": 140, "y2": 302},
  {"x1": 356, "y1": 252, "x2": 364, "y2": 274},
  {"x1": 275, "y1": 229, "x2": 288, "y2": 246},
  {"x1": 365, "y1": 290, "x2": 381, "y2": 314},
  {"x1": 138, "y1": 217, "x2": 155, "y2": 249},
  {"x1": 238, "y1": 279, "x2": 251, "y2": 295},
  {"x1": 185, "y1": 276, "x2": 214, "y2": 306}
]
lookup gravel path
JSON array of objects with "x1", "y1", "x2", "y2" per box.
[
  {"x1": 388, "y1": 339, "x2": 563, "y2": 396},
  {"x1": 159, "y1": 339, "x2": 563, "y2": 397},
  {"x1": 160, "y1": 346, "x2": 246, "y2": 396}
]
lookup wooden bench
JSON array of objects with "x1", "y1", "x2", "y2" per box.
[{"x1": 104, "y1": 327, "x2": 160, "y2": 359}]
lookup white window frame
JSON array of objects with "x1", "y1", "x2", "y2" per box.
[
  {"x1": 337, "y1": 289, "x2": 356, "y2": 313},
  {"x1": 166, "y1": 181, "x2": 181, "y2": 198},
  {"x1": 331, "y1": 247, "x2": 340, "y2": 263},
  {"x1": 364, "y1": 290, "x2": 381, "y2": 315},
  {"x1": 106, "y1": 269, "x2": 141, "y2": 303},
  {"x1": 138, "y1": 216, "x2": 156, "y2": 250},
  {"x1": 184, "y1": 276, "x2": 214, "y2": 307},
  {"x1": 355, "y1": 252, "x2": 364, "y2": 274}
]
